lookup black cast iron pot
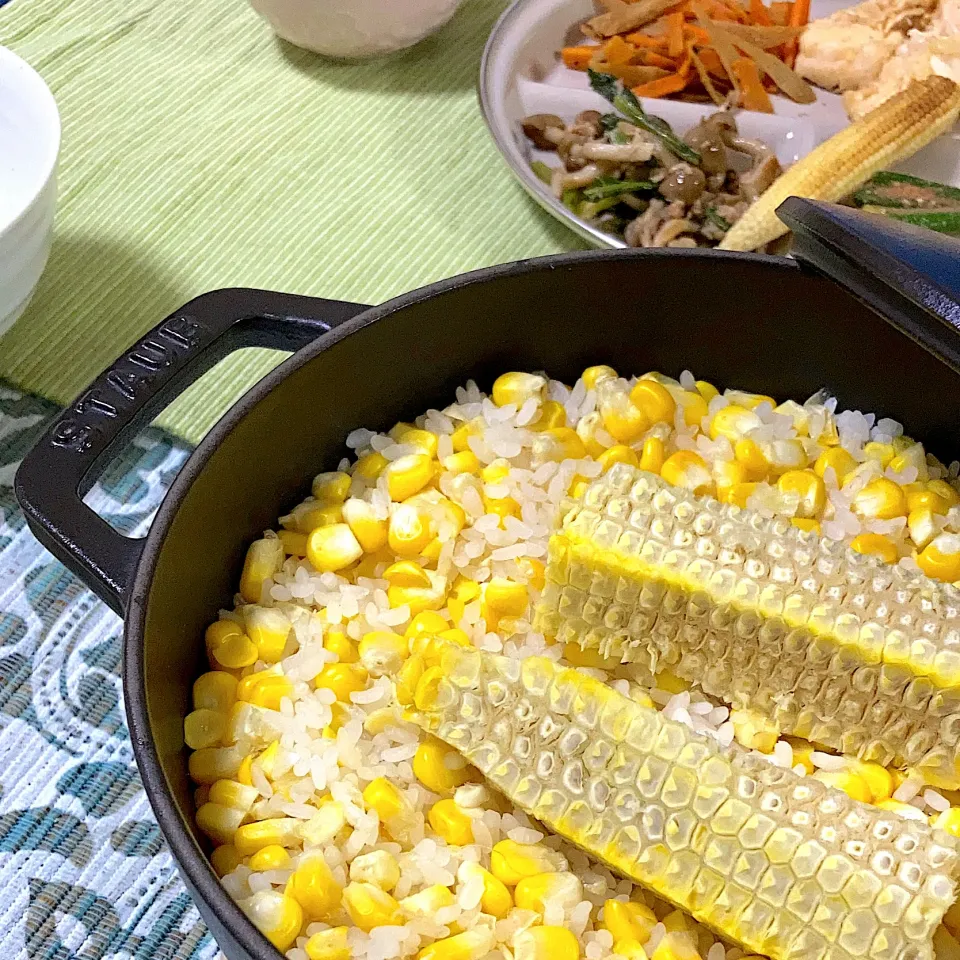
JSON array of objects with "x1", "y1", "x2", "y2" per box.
[{"x1": 16, "y1": 202, "x2": 960, "y2": 960}]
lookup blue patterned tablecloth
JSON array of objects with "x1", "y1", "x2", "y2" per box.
[{"x1": 0, "y1": 383, "x2": 220, "y2": 960}]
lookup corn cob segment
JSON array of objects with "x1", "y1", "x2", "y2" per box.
[
  {"x1": 407, "y1": 641, "x2": 960, "y2": 960},
  {"x1": 536, "y1": 464, "x2": 960, "y2": 788},
  {"x1": 719, "y1": 77, "x2": 960, "y2": 252}
]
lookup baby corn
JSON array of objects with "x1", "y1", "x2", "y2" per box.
[
  {"x1": 407, "y1": 640, "x2": 960, "y2": 960},
  {"x1": 720, "y1": 77, "x2": 960, "y2": 252},
  {"x1": 537, "y1": 464, "x2": 960, "y2": 788}
]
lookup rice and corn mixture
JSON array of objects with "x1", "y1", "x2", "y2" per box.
[{"x1": 188, "y1": 365, "x2": 960, "y2": 960}]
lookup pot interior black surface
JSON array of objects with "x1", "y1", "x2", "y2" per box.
[{"x1": 137, "y1": 252, "x2": 960, "y2": 958}]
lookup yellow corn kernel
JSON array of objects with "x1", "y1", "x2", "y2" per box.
[
  {"x1": 343, "y1": 881, "x2": 402, "y2": 931},
  {"x1": 791, "y1": 518, "x2": 820, "y2": 534},
  {"x1": 514, "y1": 872, "x2": 583, "y2": 915},
  {"x1": 695, "y1": 380, "x2": 719, "y2": 402},
  {"x1": 907, "y1": 488, "x2": 951, "y2": 514},
  {"x1": 725, "y1": 390, "x2": 775, "y2": 410},
  {"x1": 442, "y1": 451, "x2": 480, "y2": 475},
  {"x1": 195, "y1": 802, "x2": 245, "y2": 845},
  {"x1": 909, "y1": 507, "x2": 939, "y2": 550},
  {"x1": 312, "y1": 471, "x2": 352, "y2": 503},
  {"x1": 305, "y1": 926, "x2": 351, "y2": 960},
  {"x1": 396, "y1": 428, "x2": 440, "y2": 458},
  {"x1": 814, "y1": 769, "x2": 872, "y2": 803},
  {"x1": 389, "y1": 421, "x2": 416, "y2": 440},
  {"x1": 451, "y1": 420, "x2": 480, "y2": 453},
  {"x1": 243, "y1": 606, "x2": 291, "y2": 664},
  {"x1": 613, "y1": 939, "x2": 649, "y2": 960},
  {"x1": 210, "y1": 843, "x2": 242, "y2": 877},
  {"x1": 239, "y1": 538, "x2": 284, "y2": 604},
  {"x1": 638, "y1": 437, "x2": 665, "y2": 474},
  {"x1": 238, "y1": 671, "x2": 294, "y2": 711},
  {"x1": 447, "y1": 577, "x2": 481, "y2": 624},
  {"x1": 405, "y1": 610, "x2": 450, "y2": 639},
  {"x1": 713, "y1": 459, "x2": 748, "y2": 499},
  {"x1": 709, "y1": 404, "x2": 761, "y2": 442},
  {"x1": 764, "y1": 438, "x2": 808, "y2": 473},
  {"x1": 205, "y1": 618, "x2": 244, "y2": 652},
  {"x1": 350, "y1": 849, "x2": 401, "y2": 891},
  {"x1": 513, "y1": 926, "x2": 580, "y2": 960},
  {"x1": 918, "y1": 533, "x2": 960, "y2": 581},
  {"x1": 734, "y1": 438, "x2": 770, "y2": 480},
  {"x1": 278, "y1": 529, "x2": 308, "y2": 556},
  {"x1": 255, "y1": 740, "x2": 281, "y2": 778},
  {"x1": 492, "y1": 372, "x2": 547, "y2": 408},
  {"x1": 418, "y1": 931, "x2": 495, "y2": 960},
  {"x1": 662, "y1": 910, "x2": 693, "y2": 935},
  {"x1": 249, "y1": 844, "x2": 291, "y2": 871},
  {"x1": 853, "y1": 762, "x2": 894, "y2": 802},
  {"x1": 388, "y1": 580, "x2": 447, "y2": 617},
  {"x1": 720, "y1": 76, "x2": 960, "y2": 252},
  {"x1": 597, "y1": 445, "x2": 640, "y2": 472},
  {"x1": 234, "y1": 817, "x2": 301, "y2": 855},
  {"x1": 529, "y1": 400, "x2": 567, "y2": 432},
  {"x1": 355, "y1": 451, "x2": 388, "y2": 481},
  {"x1": 563, "y1": 641, "x2": 619, "y2": 669},
  {"x1": 409, "y1": 632, "x2": 471, "y2": 661},
  {"x1": 385, "y1": 454, "x2": 435, "y2": 502},
  {"x1": 401, "y1": 883, "x2": 456, "y2": 917},
  {"x1": 236, "y1": 753, "x2": 255, "y2": 786},
  {"x1": 363, "y1": 777, "x2": 413, "y2": 823},
  {"x1": 315, "y1": 662, "x2": 368, "y2": 701},
  {"x1": 603, "y1": 900, "x2": 658, "y2": 943},
  {"x1": 777, "y1": 469, "x2": 826, "y2": 518},
  {"x1": 673, "y1": 390, "x2": 706, "y2": 428},
  {"x1": 208, "y1": 778, "x2": 259, "y2": 814},
  {"x1": 852, "y1": 477, "x2": 907, "y2": 520},
  {"x1": 193, "y1": 671, "x2": 238, "y2": 713},
  {"x1": 481, "y1": 578, "x2": 528, "y2": 627},
  {"x1": 307, "y1": 524, "x2": 363, "y2": 573},
  {"x1": 718, "y1": 481, "x2": 757, "y2": 508},
  {"x1": 730, "y1": 707, "x2": 779, "y2": 753},
  {"x1": 490, "y1": 839, "x2": 566, "y2": 886},
  {"x1": 428, "y1": 798, "x2": 474, "y2": 846},
  {"x1": 341, "y1": 498, "x2": 389, "y2": 554},
  {"x1": 241, "y1": 889, "x2": 303, "y2": 952},
  {"x1": 600, "y1": 393, "x2": 649, "y2": 444},
  {"x1": 513, "y1": 558, "x2": 545, "y2": 593},
  {"x1": 656, "y1": 670, "x2": 690, "y2": 694},
  {"x1": 575, "y1": 412, "x2": 607, "y2": 458},
  {"x1": 325, "y1": 627, "x2": 359, "y2": 664},
  {"x1": 660, "y1": 451, "x2": 712, "y2": 495},
  {"x1": 935, "y1": 808, "x2": 960, "y2": 838},
  {"x1": 359, "y1": 631, "x2": 408, "y2": 675},
  {"x1": 388, "y1": 504, "x2": 433, "y2": 557},
  {"x1": 929, "y1": 479, "x2": 960, "y2": 506},
  {"x1": 649, "y1": 933, "x2": 700, "y2": 960},
  {"x1": 212, "y1": 632, "x2": 258, "y2": 670},
  {"x1": 288, "y1": 855, "x2": 343, "y2": 921},
  {"x1": 850, "y1": 532, "x2": 898, "y2": 564},
  {"x1": 384, "y1": 560, "x2": 431, "y2": 589},
  {"x1": 301, "y1": 799, "x2": 347, "y2": 846},
  {"x1": 414, "y1": 738, "x2": 471, "y2": 793},
  {"x1": 459, "y1": 862, "x2": 512, "y2": 919},
  {"x1": 889, "y1": 443, "x2": 929, "y2": 480},
  {"x1": 630, "y1": 380, "x2": 676, "y2": 425},
  {"x1": 290, "y1": 501, "x2": 345, "y2": 533},
  {"x1": 583, "y1": 365, "x2": 618, "y2": 390},
  {"x1": 532, "y1": 427, "x2": 587, "y2": 464},
  {"x1": 862, "y1": 441, "x2": 895, "y2": 467}
]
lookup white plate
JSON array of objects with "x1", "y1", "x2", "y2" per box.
[{"x1": 479, "y1": 0, "x2": 960, "y2": 247}]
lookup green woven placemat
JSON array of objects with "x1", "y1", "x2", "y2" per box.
[{"x1": 0, "y1": 0, "x2": 584, "y2": 443}]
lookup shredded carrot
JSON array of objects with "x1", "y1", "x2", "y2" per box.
[
  {"x1": 603, "y1": 35, "x2": 639, "y2": 64},
  {"x1": 632, "y1": 70, "x2": 691, "y2": 97},
  {"x1": 749, "y1": 0, "x2": 772, "y2": 25},
  {"x1": 666, "y1": 11, "x2": 686, "y2": 56},
  {"x1": 561, "y1": 46, "x2": 597, "y2": 69},
  {"x1": 784, "y1": 0, "x2": 809, "y2": 65},
  {"x1": 769, "y1": 1, "x2": 790, "y2": 23},
  {"x1": 731, "y1": 56, "x2": 773, "y2": 110},
  {"x1": 696, "y1": 46, "x2": 728, "y2": 77},
  {"x1": 641, "y1": 49, "x2": 680, "y2": 68},
  {"x1": 682, "y1": 24, "x2": 712, "y2": 43},
  {"x1": 624, "y1": 31, "x2": 671, "y2": 47}
]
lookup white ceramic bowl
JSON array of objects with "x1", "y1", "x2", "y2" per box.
[{"x1": 0, "y1": 46, "x2": 60, "y2": 337}]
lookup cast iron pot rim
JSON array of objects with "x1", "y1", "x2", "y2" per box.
[{"x1": 122, "y1": 246, "x2": 789, "y2": 957}]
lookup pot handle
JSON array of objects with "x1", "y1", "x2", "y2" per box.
[{"x1": 15, "y1": 287, "x2": 368, "y2": 616}]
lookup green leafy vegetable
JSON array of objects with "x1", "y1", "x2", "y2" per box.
[
  {"x1": 860, "y1": 205, "x2": 960, "y2": 235},
  {"x1": 530, "y1": 161, "x2": 554, "y2": 185},
  {"x1": 580, "y1": 196, "x2": 628, "y2": 219},
  {"x1": 588, "y1": 69, "x2": 701, "y2": 166},
  {"x1": 854, "y1": 171, "x2": 960, "y2": 209},
  {"x1": 706, "y1": 207, "x2": 732, "y2": 232},
  {"x1": 583, "y1": 176, "x2": 655, "y2": 201},
  {"x1": 561, "y1": 188, "x2": 583, "y2": 214},
  {"x1": 600, "y1": 113, "x2": 622, "y2": 133}
]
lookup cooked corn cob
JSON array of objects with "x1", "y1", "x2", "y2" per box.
[
  {"x1": 719, "y1": 77, "x2": 960, "y2": 252},
  {"x1": 407, "y1": 640, "x2": 960, "y2": 960},
  {"x1": 535, "y1": 464, "x2": 960, "y2": 788}
]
